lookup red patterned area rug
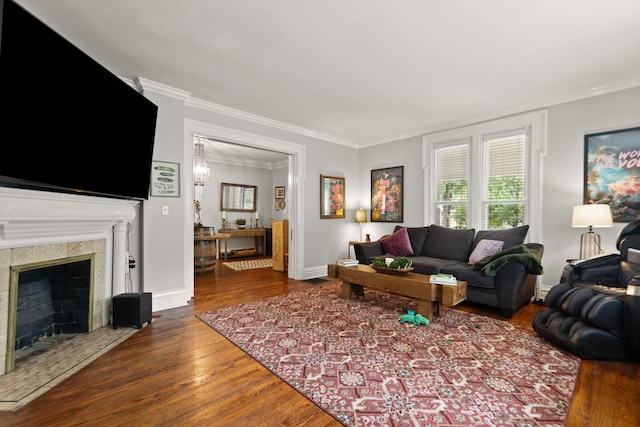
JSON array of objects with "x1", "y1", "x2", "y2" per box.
[{"x1": 197, "y1": 283, "x2": 580, "y2": 426}]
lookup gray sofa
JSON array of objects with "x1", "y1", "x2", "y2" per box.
[{"x1": 353, "y1": 224, "x2": 544, "y2": 318}]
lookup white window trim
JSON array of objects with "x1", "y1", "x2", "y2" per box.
[{"x1": 422, "y1": 110, "x2": 547, "y2": 244}]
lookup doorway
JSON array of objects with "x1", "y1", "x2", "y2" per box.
[{"x1": 184, "y1": 119, "x2": 305, "y2": 289}]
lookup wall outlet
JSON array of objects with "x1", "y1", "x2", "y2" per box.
[{"x1": 162, "y1": 206, "x2": 169, "y2": 215}]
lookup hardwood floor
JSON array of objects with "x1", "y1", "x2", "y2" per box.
[{"x1": 0, "y1": 259, "x2": 638, "y2": 426}]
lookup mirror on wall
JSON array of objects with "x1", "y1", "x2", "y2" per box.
[{"x1": 220, "y1": 182, "x2": 257, "y2": 212}]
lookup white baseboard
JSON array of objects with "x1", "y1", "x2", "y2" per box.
[
  {"x1": 305, "y1": 264, "x2": 333, "y2": 280},
  {"x1": 151, "y1": 288, "x2": 189, "y2": 312}
]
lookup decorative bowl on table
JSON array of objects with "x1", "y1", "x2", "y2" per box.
[{"x1": 369, "y1": 264, "x2": 414, "y2": 275}]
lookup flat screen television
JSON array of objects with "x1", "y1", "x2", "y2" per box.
[{"x1": 0, "y1": 0, "x2": 158, "y2": 200}]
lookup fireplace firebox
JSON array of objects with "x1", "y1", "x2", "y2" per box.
[{"x1": 7, "y1": 254, "x2": 94, "y2": 372}]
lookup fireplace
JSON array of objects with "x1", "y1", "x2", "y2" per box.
[
  {"x1": 0, "y1": 187, "x2": 138, "y2": 376},
  {"x1": 2, "y1": 242, "x2": 105, "y2": 373},
  {"x1": 7, "y1": 254, "x2": 95, "y2": 372}
]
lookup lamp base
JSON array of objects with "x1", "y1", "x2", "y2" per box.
[{"x1": 579, "y1": 231, "x2": 601, "y2": 259}]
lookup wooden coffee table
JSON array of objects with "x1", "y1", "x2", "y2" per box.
[{"x1": 328, "y1": 264, "x2": 466, "y2": 320}]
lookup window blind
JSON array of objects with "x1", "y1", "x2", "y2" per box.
[
  {"x1": 434, "y1": 143, "x2": 469, "y2": 228},
  {"x1": 482, "y1": 133, "x2": 526, "y2": 229}
]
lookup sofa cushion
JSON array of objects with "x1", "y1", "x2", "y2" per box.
[
  {"x1": 473, "y1": 225, "x2": 529, "y2": 250},
  {"x1": 440, "y1": 262, "x2": 497, "y2": 289},
  {"x1": 410, "y1": 256, "x2": 458, "y2": 275},
  {"x1": 468, "y1": 239, "x2": 504, "y2": 264},
  {"x1": 380, "y1": 227, "x2": 414, "y2": 256},
  {"x1": 421, "y1": 224, "x2": 475, "y2": 262},
  {"x1": 394, "y1": 225, "x2": 429, "y2": 256}
]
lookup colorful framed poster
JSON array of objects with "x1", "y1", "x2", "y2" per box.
[
  {"x1": 320, "y1": 175, "x2": 345, "y2": 219},
  {"x1": 585, "y1": 126, "x2": 640, "y2": 222},
  {"x1": 371, "y1": 166, "x2": 403, "y2": 222},
  {"x1": 150, "y1": 161, "x2": 180, "y2": 197}
]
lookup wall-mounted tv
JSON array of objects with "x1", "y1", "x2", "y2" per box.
[{"x1": 0, "y1": 0, "x2": 158, "y2": 200}]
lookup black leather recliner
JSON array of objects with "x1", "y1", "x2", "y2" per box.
[{"x1": 532, "y1": 220, "x2": 640, "y2": 360}]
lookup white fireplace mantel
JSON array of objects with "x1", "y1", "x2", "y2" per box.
[
  {"x1": 0, "y1": 186, "x2": 139, "y2": 296},
  {"x1": 0, "y1": 187, "x2": 137, "y2": 245}
]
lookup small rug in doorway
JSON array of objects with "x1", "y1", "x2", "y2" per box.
[
  {"x1": 223, "y1": 258, "x2": 273, "y2": 271},
  {"x1": 197, "y1": 283, "x2": 580, "y2": 426}
]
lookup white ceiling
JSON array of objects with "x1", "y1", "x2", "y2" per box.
[{"x1": 16, "y1": 0, "x2": 640, "y2": 149}]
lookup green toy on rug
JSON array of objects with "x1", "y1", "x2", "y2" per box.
[{"x1": 398, "y1": 310, "x2": 429, "y2": 326}]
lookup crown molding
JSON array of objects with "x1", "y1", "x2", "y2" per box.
[
  {"x1": 210, "y1": 157, "x2": 288, "y2": 170},
  {"x1": 357, "y1": 79, "x2": 640, "y2": 148},
  {"x1": 135, "y1": 77, "x2": 192, "y2": 101},
  {"x1": 135, "y1": 78, "x2": 640, "y2": 150},
  {"x1": 185, "y1": 97, "x2": 354, "y2": 147}
]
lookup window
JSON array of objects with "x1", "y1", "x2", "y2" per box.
[
  {"x1": 483, "y1": 133, "x2": 526, "y2": 229},
  {"x1": 423, "y1": 110, "x2": 546, "y2": 237},
  {"x1": 434, "y1": 142, "x2": 469, "y2": 228}
]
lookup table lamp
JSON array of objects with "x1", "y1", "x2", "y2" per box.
[
  {"x1": 355, "y1": 208, "x2": 368, "y2": 242},
  {"x1": 572, "y1": 204, "x2": 613, "y2": 259}
]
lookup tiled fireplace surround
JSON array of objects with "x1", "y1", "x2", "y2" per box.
[{"x1": 0, "y1": 187, "x2": 138, "y2": 376}]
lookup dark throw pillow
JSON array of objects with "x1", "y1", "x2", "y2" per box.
[
  {"x1": 380, "y1": 227, "x2": 414, "y2": 256},
  {"x1": 421, "y1": 224, "x2": 475, "y2": 262},
  {"x1": 473, "y1": 225, "x2": 529, "y2": 250}
]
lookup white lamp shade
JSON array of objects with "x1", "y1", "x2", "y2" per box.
[{"x1": 572, "y1": 204, "x2": 613, "y2": 228}]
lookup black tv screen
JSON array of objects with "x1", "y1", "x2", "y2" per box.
[{"x1": 0, "y1": 0, "x2": 157, "y2": 200}]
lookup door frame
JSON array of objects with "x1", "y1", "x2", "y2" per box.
[{"x1": 183, "y1": 119, "x2": 306, "y2": 296}]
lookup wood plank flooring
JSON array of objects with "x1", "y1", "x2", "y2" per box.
[{"x1": 0, "y1": 258, "x2": 638, "y2": 426}]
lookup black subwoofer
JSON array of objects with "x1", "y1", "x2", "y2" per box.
[{"x1": 112, "y1": 292, "x2": 152, "y2": 329}]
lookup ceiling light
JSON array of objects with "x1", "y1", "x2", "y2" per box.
[{"x1": 193, "y1": 140, "x2": 211, "y2": 186}]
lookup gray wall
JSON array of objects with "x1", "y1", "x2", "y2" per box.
[
  {"x1": 140, "y1": 83, "x2": 640, "y2": 311},
  {"x1": 199, "y1": 160, "x2": 280, "y2": 251},
  {"x1": 184, "y1": 104, "x2": 362, "y2": 270},
  {"x1": 357, "y1": 86, "x2": 640, "y2": 289},
  {"x1": 141, "y1": 90, "x2": 189, "y2": 310},
  {"x1": 542, "y1": 86, "x2": 640, "y2": 285},
  {"x1": 356, "y1": 136, "x2": 424, "y2": 241}
]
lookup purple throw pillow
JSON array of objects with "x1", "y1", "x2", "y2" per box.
[
  {"x1": 380, "y1": 227, "x2": 414, "y2": 257},
  {"x1": 468, "y1": 239, "x2": 504, "y2": 264}
]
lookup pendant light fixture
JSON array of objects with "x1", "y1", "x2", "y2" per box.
[{"x1": 193, "y1": 139, "x2": 211, "y2": 186}]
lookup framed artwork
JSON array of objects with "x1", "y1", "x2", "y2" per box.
[
  {"x1": 150, "y1": 161, "x2": 180, "y2": 197},
  {"x1": 371, "y1": 166, "x2": 404, "y2": 222},
  {"x1": 320, "y1": 175, "x2": 345, "y2": 219},
  {"x1": 585, "y1": 126, "x2": 640, "y2": 222},
  {"x1": 275, "y1": 186, "x2": 285, "y2": 199}
]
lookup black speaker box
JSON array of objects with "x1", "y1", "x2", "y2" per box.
[{"x1": 112, "y1": 292, "x2": 152, "y2": 329}]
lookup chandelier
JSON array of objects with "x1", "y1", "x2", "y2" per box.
[{"x1": 193, "y1": 140, "x2": 211, "y2": 186}]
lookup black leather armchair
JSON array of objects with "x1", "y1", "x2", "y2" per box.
[{"x1": 532, "y1": 220, "x2": 640, "y2": 360}]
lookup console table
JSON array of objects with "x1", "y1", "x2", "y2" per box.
[{"x1": 219, "y1": 228, "x2": 267, "y2": 257}]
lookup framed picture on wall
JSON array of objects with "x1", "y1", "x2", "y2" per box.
[
  {"x1": 320, "y1": 175, "x2": 345, "y2": 219},
  {"x1": 371, "y1": 166, "x2": 403, "y2": 222},
  {"x1": 585, "y1": 126, "x2": 640, "y2": 222},
  {"x1": 275, "y1": 186, "x2": 285, "y2": 199},
  {"x1": 150, "y1": 161, "x2": 180, "y2": 197}
]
